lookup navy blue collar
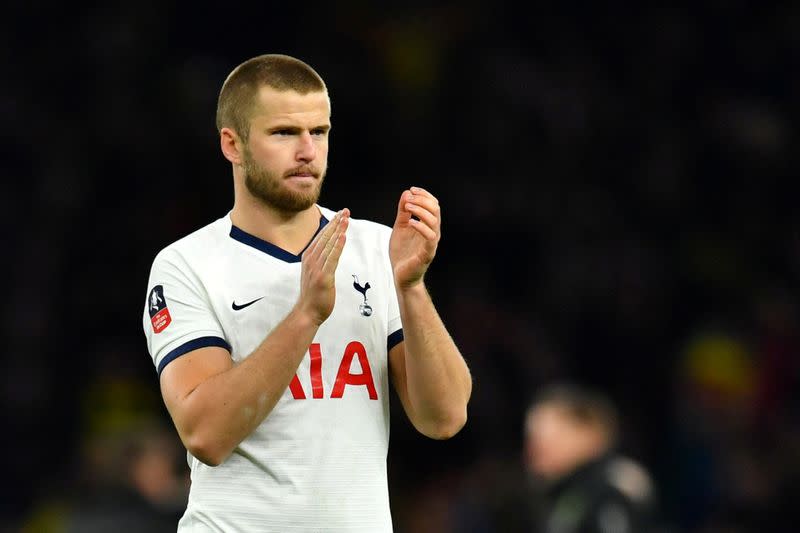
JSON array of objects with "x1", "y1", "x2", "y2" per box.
[{"x1": 229, "y1": 215, "x2": 329, "y2": 263}]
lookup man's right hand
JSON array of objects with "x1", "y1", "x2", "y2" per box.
[{"x1": 296, "y1": 209, "x2": 350, "y2": 325}]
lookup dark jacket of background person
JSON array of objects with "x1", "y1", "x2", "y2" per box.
[
  {"x1": 531, "y1": 451, "x2": 658, "y2": 533},
  {"x1": 524, "y1": 384, "x2": 665, "y2": 533}
]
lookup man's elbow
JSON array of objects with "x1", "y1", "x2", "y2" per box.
[
  {"x1": 183, "y1": 432, "x2": 232, "y2": 467},
  {"x1": 420, "y1": 409, "x2": 468, "y2": 440}
]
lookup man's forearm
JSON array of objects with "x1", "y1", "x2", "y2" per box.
[
  {"x1": 177, "y1": 308, "x2": 319, "y2": 465},
  {"x1": 396, "y1": 282, "x2": 472, "y2": 437}
]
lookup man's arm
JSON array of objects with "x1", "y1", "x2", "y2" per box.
[
  {"x1": 389, "y1": 286, "x2": 472, "y2": 439},
  {"x1": 388, "y1": 187, "x2": 472, "y2": 439},
  {"x1": 159, "y1": 210, "x2": 349, "y2": 466}
]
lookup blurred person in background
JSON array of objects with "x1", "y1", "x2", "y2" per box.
[
  {"x1": 22, "y1": 422, "x2": 187, "y2": 533},
  {"x1": 62, "y1": 420, "x2": 187, "y2": 533},
  {"x1": 20, "y1": 367, "x2": 189, "y2": 533},
  {"x1": 524, "y1": 383, "x2": 660, "y2": 533},
  {"x1": 141, "y1": 53, "x2": 471, "y2": 532}
]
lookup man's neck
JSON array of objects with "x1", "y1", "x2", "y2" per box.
[{"x1": 230, "y1": 198, "x2": 322, "y2": 256}]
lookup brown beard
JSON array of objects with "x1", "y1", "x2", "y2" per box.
[{"x1": 242, "y1": 149, "x2": 325, "y2": 213}]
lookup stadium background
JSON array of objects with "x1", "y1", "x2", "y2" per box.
[{"x1": 2, "y1": 2, "x2": 798, "y2": 532}]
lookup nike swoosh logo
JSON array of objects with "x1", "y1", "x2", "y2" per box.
[{"x1": 231, "y1": 297, "x2": 264, "y2": 311}]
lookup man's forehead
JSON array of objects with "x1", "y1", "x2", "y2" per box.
[{"x1": 253, "y1": 86, "x2": 330, "y2": 122}]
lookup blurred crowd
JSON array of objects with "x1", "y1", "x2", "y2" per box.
[{"x1": 2, "y1": 2, "x2": 798, "y2": 532}]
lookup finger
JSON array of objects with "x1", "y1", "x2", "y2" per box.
[
  {"x1": 406, "y1": 194, "x2": 441, "y2": 219},
  {"x1": 406, "y1": 194, "x2": 441, "y2": 213},
  {"x1": 305, "y1": 210, "x2": 342, "y2": 260},
  {"x1": 394, "y1": 190, "x2": 413, "y2": 226},
  {"x1": 323, "y1": 217, "x2": 349, "y2": 273},
  {"x1": 408, "y1": 217, "x2": 438, "y2": 241},
  {"x1": 304, "y1": 211, "x2": 338, "y2": 259},
  {"x1": 409, "y1": 186, "x2": 439, "y2": 205},
  {"x1": 405, "y1": 203, "x2": 440, "y2": 232},
  {"x1": 320, "y1": 210, "x2": 349, "y2": 261}
]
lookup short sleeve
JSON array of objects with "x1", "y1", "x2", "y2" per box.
[{"x1": 142, "y1": 248, "x2": 230, "y2": 374}]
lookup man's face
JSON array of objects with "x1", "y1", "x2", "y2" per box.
[
  {"x1": 524, "y1": 405, "x2": 603, "y2": 481},
  {"x1": 240, "y1": 86, "x2": 331, "y2": 213}
]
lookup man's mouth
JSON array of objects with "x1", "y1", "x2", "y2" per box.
[{"x1": 286, "y1": 167, "x2": 317, "y2": 179}]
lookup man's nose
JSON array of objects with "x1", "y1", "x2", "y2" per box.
[{"x1": 296, "y1": 131, "x2": 316, "y2": 161}]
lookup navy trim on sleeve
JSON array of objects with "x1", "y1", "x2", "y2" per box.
[
  {"x1": 157, "y1": 336, "x2": 231, "y2": 375},
  {"x1": 388, "y1": 329, "x2": 404, "y2": 351}
]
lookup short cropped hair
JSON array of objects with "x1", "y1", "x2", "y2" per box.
[
  {"x1": 529, "y1": 383, "x2": 620, "y2": 445},
  {"x1": 215, "y1": 54, "x2": 327, "y2": 141}
]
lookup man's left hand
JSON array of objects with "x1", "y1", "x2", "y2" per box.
[{"x1": 390, "y1": 186, "x2": 441, "y2": 290}]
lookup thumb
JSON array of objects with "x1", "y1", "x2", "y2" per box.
[{"x1": 394, "y1": 190, "x2": 413, "y2": 227}]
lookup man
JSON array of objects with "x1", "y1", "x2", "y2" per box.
[
  {"x1": 142, "y1": 53, "x2": 472, "y2": 532},
  {"x1": 524, "y1": 384, "x2": 658, "y2": 533}
]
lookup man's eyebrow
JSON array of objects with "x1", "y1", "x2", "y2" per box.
[{"x1": 265, "y1": 124, "x2": 330, "y2": 132}]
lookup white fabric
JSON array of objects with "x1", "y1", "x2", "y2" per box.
[{"x1": 142, "y1": 207, "x2": 402, "y2": 532}]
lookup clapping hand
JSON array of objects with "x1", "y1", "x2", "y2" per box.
[
  {"x1": 298, "y1": 209, "x2": 350, "y2": 325},
  {"x1": 389, "y1": 187, "x2": 441, "y2": 290}
]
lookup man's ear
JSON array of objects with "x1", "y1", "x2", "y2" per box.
[{"x1": 220, "y1": 127, "x2": 244, "y2": 165}]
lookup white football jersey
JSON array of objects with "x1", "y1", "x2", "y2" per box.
[{"x1": 142, "y1": 206, "x2": 403, "y2": 532}]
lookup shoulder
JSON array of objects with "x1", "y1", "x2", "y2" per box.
[
  {"x1": 602, "y1": 456, "x2": 656, "y2": 508},
  {"x1": 149, "y1": 215, "x2": 231, "y2": 269},
  {"x1": 584, "y1": 456, "x2": 657, "y2": 533}
]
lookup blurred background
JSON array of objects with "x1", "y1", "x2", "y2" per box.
[{"x1": 2, "y1": 1, "x2": 798, "y2": 532}]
